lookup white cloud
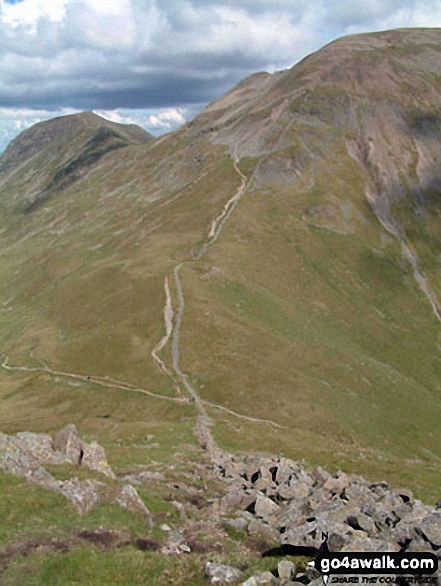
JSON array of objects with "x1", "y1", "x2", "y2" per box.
[
  {"x1": 147, "y1": 108, "x2": 187, "y2": 128},
  {"x1": 1, "y1": 0, "x2": 69, "y2": 26},
  {"x1": 0, "y1": 105, "x2": 191, "y2": 152},
  {"x1": 0, "y1": 0, "x2": 440, "y2": 151}
]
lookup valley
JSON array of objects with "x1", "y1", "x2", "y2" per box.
[{"x1": 1, "y1": 26, "x2": 441, "y2": 585}]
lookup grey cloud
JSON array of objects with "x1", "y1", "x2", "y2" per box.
[{"x1": 0, "y1": 0, "x2": 440, "y2": 113}]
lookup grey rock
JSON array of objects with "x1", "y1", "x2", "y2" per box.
[
  {"x1": 278, "y1": 560, "x2": 296, "y2": 581},
  {"x1": 224, "y1": 517, "x2": 249, "y2": 532},
  {"x1": 161, "y1": 530, "x2": 190, "y2": 555},
  {"x1": 323, "y1": 472, "x2": 351, "y2": 494},
  {"x1": 0, "y1": 432, "x2": 59, "y2": 491},
  {"x1": 172, "y1": 500, "x2": 188, "y2": 522},
  {"x1": 241, "y1": 578, "x2": 258, "y2": 586},
  {"x1": 204, "y1": 562, "x2": 242, "y2": 584},
  {"x1": 15, "y1": 432, "x2": 68, "y2": 465},
  {"x1": 221, "y1": 489, "x2": 257, "y2": 513},
  {"x1": 253, "y1": 572, "x2": 279, "y2": 585},
  {"x1": 52, "y1": 424, "x2": 84, "y2": 464},
  {"x1": 248, "y1": 518, "x2": 279, "y2": 541},
  {"x1": 255, "y1": 494, "x2": 280, "y2": 519},
  {"x1": 341, "y1": 536, "x2": 400, "y2": 552},
  {"x1": 58, "y1": 477, "x2": 102, "y2": 514},
  {"x1": 114, "y1": 484, "x2": 152, "y2": 523},
  {"x1": 415, "y1": 512, "x2": 441, "y2": 548},
  {"x1": 81, "y1": 441, "x2": 115, "y2": 478}
]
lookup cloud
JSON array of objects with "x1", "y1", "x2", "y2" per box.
[
  {"x1": 0, "y1": 0, "x2": 440, "y2": 151},
  {"x1": 0, "y1": 105, "x2": 192, "y2": 153}
]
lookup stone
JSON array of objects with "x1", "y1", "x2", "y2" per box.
[
  {"x1": 161, "y1": 530, "x2": 190, "y2": 555},
  {"x1": 241, "y1": 573, "x2": 279, "y2": 586},
  {"x1": 323, "y1": 472, "x2": 350, "y2": 494},
  {"x1": 114, "y1": 484, "x2": 152, "y2": 525},
  {"x1": 172, "y1": 500, "x2": 188, "y2": 522},
  {"x1": 278, "y1": 560, "x2": 296, "y2": 581},
  {"x1": 81, "y1": 441, "x2": 115, "y2": 479},
  {"x1": 255, "y1": 494, "x2": 280, "y2": 519},
  {"x1": 225, "y1": 517, "x2": 249, "y2": 532},
  {"x1": 241, "y1": 578, "x2": 258, "y2": 586},
  {"x1": 221, "y1": 489, "x2": 258, "y2": 513},
  {"x1": 254, "y1": 572, "x2": 279, "y2": 585},
  {"x1": 15, "y1": 432, "x2": 68, "y2": 465},
  {"x1": 341, "y1": 536, "x2": 400, "y2": 552},
  {"x1": 278, "y1": 481, "x2": 310, "y2": 502},
  {"x1": 58, "y1": 478, "x2": 102, "y2": 514},
  {"x1": 204, "y1": 562, "x2": 243, "y2": 584},
  {"x1": 416, "y1": 512, "x2": 441, "y2": 548},
  {"x1": 52, "y1": 424, "x2": 84, "y2": 465},
  {"x1": 0, "y1": 432, "x2": 59, "y2": 491},
  {"x1": 137, "y1": 470, "x2": 166, "y2": 482},
  {"x1": 247, "y1": 519, "x2": 279, "y2": 541}
]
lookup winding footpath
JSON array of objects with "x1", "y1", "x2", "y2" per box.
[
  {"x1": 154, "y1": 158, "x2": 282, "y2": 455},
  {"x1": 0, "y1": 353, "x2": 186, "y2": 403},
  {"x1": 1, "y1": 158, "x2": 281, "y2": 458}
]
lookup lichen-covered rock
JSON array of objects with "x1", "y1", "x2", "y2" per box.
[
  {"x1": 0, "y1": 432, "x2": 59, "y2": 491},
  {"x1": 204, "y1": 562, "x2": 242, "y2": 584},
  {"x1": 114, "y1": 484, "x2": 152, "y2": 525},
  {"x1": 52, "y1": 424, "x2": 84, "y2": 465},
  {"x1": 58, "y1": 478, "x2": 103, "y2": 514},
  {"x1": 15, "y1": 432, "x2": 69, "y2": 465},
  {"x1": 81, "y1": 441, "x2": 115, "y2": 479}
]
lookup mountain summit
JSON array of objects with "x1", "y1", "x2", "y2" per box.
[{"x1": 1, "y1": 29, "x2": 441, "y2": 500}]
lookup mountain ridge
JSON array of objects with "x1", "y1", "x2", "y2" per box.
[{"x1": 1, "y1": 28, "x2": 441, "y2": 502}]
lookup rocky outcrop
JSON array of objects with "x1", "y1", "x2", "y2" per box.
[
  {"x1": 114, "y1": 484, "x2": 152, "y2": 525},
  {"x1": 53, "y1": 424, "x2": 115, "y2": 478},
  {"x1": 0, "y1": 426, "x2": 144, "y2": 516},
  {"x1": 58, "y1": 478, "x2": 104, "y2": 514},
  {"x1": 81, "y1": 441, "x2": 115, "y2": 479},
  {"x1": 214, "y1": 452, "x2": 441, "y2": 558}
]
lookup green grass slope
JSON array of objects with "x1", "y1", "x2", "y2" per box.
[{"x1": 1, "y1": 29, "x2": 441, "y2": 504}]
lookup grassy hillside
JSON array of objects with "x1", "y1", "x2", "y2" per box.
[{"x1": 1, "y1": 28, "x2": 441, "y2": 506}]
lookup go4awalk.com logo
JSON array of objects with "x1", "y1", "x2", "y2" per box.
[{"x1": 309, "y1": 552, "x2": 438, "y2": 585}]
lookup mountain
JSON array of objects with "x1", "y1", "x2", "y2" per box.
[
  {"x1": 1, "y1": 28, "x2": 441, "y2": 506},
  {"x1": 0, "y1": 111, "x2": 152, "y2": 214}
]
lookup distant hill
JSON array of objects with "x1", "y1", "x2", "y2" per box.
[{"x1": 1, "y1": 28, "x2": 441, "y2": 501}]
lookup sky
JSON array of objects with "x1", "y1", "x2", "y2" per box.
[{"x1": 0, "y1": 0, "x2": 440, "y2": 152}]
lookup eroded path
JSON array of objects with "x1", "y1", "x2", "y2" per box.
[
  {"x1": 1, "y1": 157, "x2": 281, "y2": 450},
  {"x1": 153, "y1": 158, "x2": 283, "y2": 455},
  {"x1": 0, "y1": 353, "x2": 186, "y2": 404}
]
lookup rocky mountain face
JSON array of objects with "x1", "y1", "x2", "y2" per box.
[{"x1": 1, "y1": 28, "x2": 441, "y2": 508}]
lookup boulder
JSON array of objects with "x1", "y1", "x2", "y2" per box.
[
  {"x1": 52, "y1": 424, "x2": 84, "y2": 465},
  {"x1": 253, "y1": 572, "x2": 279, "y2": 585},
  {"x1": 204, "y1": 562, "x2": 243, "y2": 584},
  {"x1": 255, "y1": 494, "x2": 280, "y2": 519},
  {"x1": 114, "y1": 484, "x2": 152, "y2": 525},
  {"x1": 81, "y1": 441, "x2": 115, "y2": 479},
  {"x1": 415, "y1": 512, "x2": 441, "y2": 548},
  {"x1": 224, "y1": 517, "x2": 249, "y2": 532},
  {"x1": 0, "y1": 432, "x2": 59, "y2": 491},
  {"x1": 323, "y1": 472, "x2": 351, "y2": 495},
  {"x1": 15, "y1": 432, "x2": 68, "y2": 465},
  {"x1": 58, "y1": 478, "x2": 102, "y2": 514},
  {"x1": 278, "y1": 560, "x2": 296, "y2": 581},
  {"x1": 161, "y1": 530, "x2": 190, "y2": 555}
]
